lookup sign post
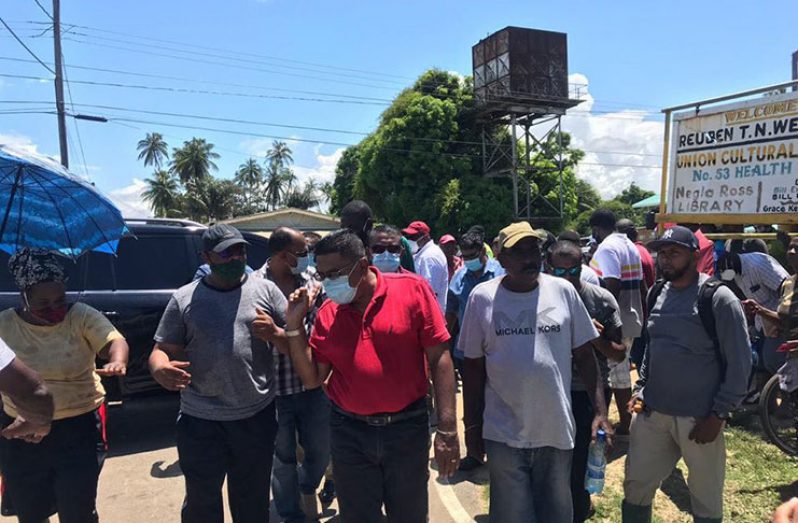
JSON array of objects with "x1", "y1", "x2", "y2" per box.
[{"x1": 659, "y1": 80, "x2": 798, "y2": 227}]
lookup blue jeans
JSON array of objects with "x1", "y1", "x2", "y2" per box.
[
  {"x1": 272, "y1": 387, "x2": 331, "y2": 523},
  {"x1": 330, "y1": 405, "x2": 430, "y2": 523},
  {"x1": 486, "y1": 439, "x2": 573, "y2": 523}
]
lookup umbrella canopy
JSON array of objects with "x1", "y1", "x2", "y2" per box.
[
  {"x1": 631, "y1": 193, "x2": 662, "y2": 209},
  {"x1": 0, "y1": 145, "x2": 128, "y2": 257}
]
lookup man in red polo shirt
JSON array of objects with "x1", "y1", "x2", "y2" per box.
[{"x1": 283, "y1": 229, "x2": 459, "y2": 523}]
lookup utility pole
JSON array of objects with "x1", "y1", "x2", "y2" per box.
[{"x1": 53, "y1": 0, "x2": 69, "y2": 168}]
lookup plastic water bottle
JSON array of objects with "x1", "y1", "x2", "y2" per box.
[{"x1": 585, "y1": 429, "x2": 607, "y2": 494}]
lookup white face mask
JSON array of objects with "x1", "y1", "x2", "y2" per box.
[{"x1": 406, "y1": 239, "x2": 419, "y2": 255}]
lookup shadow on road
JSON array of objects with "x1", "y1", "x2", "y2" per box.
[
  {"x1": 151, "y1": 459, "x2": 183, "y2": 479},
  {"x1": 106, "y1": 393, "x2": 180, "y2": 457}
]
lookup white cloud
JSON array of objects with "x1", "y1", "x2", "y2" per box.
[
  {"x1": 240, "y1": 136, "x2": 302, "y2": 158},
  {"x1": 563, "y1": 73, "x2": 664, "y2": 198},
  {"x1": 0, "y1": 133, "x2": 40, "y2": 155},
  {"x1": 107, "y1": 179, "x2": 153, "y2": 218},
  {"x1": 293, "y1": 147, "x2": 344, "y2": 186}
]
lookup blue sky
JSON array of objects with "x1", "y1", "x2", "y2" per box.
[{"x1": 1, "y1": 0, "x2": 795, "y2": 216}]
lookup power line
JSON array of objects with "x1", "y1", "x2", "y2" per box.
[
  {"x1": 62, "y1": 53, "x2": 89, "y2": 177},
  {"x1": 0, "y1": 72, "x2": 388, "y2": 106},
  {"x1": 20, "y1": 19, "x2": 415, "y2": 82},
  {"x1": 0, "y1": 56, "x2": 394, "y2": 103},
  {"x1": 32, "y1": 0, "x2": 54, "y2": 21},
  {"x1": 0, "y1": 17, "x2": 55, "y2": 74}
]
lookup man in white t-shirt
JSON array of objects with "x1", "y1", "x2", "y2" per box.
[
  {"x1": 589, "y1": 209, "x2": 646, "y2": 438},
  {"x1": 403, "y1": 220, "x2": 448, "y2": 313},
  {"x1": 459, "y1": 222, "x2": 612, "y2": 523},
  {"x1": 0, "y1": 337, "x2": 53, "y2": 441}
]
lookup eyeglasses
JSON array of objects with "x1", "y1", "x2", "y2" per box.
[
  {"x1": 312, "y1": 259, "x2": 362, "y2": 282},
  {"x1": 461, "y1": 251, "x2": 481, "y2": 261},
  {"x1": 216, "y1": 245, "x2": 247, "y2": 260},
  {"x1": 371, "y1": 244, "x2": 402, "y2": 254},
  {"x1": 287, "y1": 250, "x2": 309, "y2": 259},
  {"x1": 550, "y1": 266, "x2": 581, "y2": 277}
]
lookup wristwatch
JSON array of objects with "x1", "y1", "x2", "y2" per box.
[{"x1": 284, "y1": 328, "x2": 303, "y2": 338}]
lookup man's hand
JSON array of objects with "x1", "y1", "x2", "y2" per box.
[
  {"x1": 741, "y1": 299, "x2": 761, "y2": 316},
  {"x1": 253, "y1": 308, "x2": 282, "y2": 342},
  {"x1": 591, "y1": 414, "x2": 614, "y2": 446},
  {"x1": 152, "y1": 360, "x2": 192, "y2": 391},
  {"x1": 592, "y1": 319, "x2": 605, "y2": 336},
  {"x1": 1, "y1": 415, "x2": 50, "y2": 443},
  {"x1": 286, "y1": 286, "x2": 319, "y2": 329},
  {"x1": 773, "y1": 497, "x2": 798, "y2": 522},
  {"x1": 434, "y1": 431, "x2": 460, "y2": 478},
  {"x1": 689, "y1": 414, "x2": 724, "y2": 444},
  {"x1": 96, "y1": 361, "x2": 127, "y2": 377}
]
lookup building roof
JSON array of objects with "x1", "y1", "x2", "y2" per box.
[{"x1": 220, "y1": 207, "x2": 340, "y2": 234}]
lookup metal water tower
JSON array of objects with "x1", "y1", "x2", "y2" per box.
[{"x1": 473, "y1": 27, "x2": 582, "y2": 224}]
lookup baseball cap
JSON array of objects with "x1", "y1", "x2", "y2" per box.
[
  {"x1": 202, "y1": 224, "x2": 250, "y2": 253},
  {"x1": 647, "y1": 225, "x2": 698, "y2": 251},
  {"x1": 402, "y1": 221, "x2": 430, "y2": 236},
  {"x1": 496, "y1": 222, "x2": 547, "y2": 253},
  {"x1": 439, "y1": 234, "x2": 456, "y2": 245}
]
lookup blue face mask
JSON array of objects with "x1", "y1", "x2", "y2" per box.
[
  {"x1": 464, "y1": 257, "x2": 485, "y2": 273},
  {"x1": 373, "y1": 251, "x2": 401, "y2": 273},
  {"x1": 290, "y1": 254, "x2": 310, "y2": 276},
  {"x1": 323, "y1": 263, "x2": 362, "y2": 305},
  {"x1": 308, "y1": 253, "x2": 315, "y2": 267}
]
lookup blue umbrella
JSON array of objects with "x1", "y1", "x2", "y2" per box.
[{"x1": 0, "y1": 144, "x2": 129, "y2": 258}]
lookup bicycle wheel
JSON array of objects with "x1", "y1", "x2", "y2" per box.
[{"x1": 759, "y1": 373, "x2": 798, "y2": 456}]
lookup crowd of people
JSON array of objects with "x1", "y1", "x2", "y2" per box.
[{"x1": 0, "y1": 200, "x2": 797, "y2": 523}]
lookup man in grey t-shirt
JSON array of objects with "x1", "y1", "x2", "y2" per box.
[
  {"x1": 623, "y1": 226, "x2": 750, "y2": 523},
  {"x1": 149, "y1": 224, "x2": 288, "y2": 523},
  {"x1": 548, "y1": 240, "x2": 626, "y2": 523}
]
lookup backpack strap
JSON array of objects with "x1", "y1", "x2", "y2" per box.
[
  {"x1": 646, "y1": 280, "x2": 667, "y2": 315},
  {"x1": 696, "y1": 278, "x2": 724, "y2": 355}
]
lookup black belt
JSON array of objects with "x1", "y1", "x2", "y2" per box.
[{"x1": 332, "y1": 398, "x2": 427, "y2": 427}]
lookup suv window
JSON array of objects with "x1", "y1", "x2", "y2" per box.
[{"x1": 114, "y1": 235, "x2": 194, "y2": 290}]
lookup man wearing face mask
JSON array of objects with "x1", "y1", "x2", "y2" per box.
[
  {"x1": 150, "y1": 223, "x2": 288, "y2": 522},
  {"x1": 446, "y1": 226, "x2": 504, "y2": 472},
  {"x1": 440, "y1": 234, "x2": 463, "y2": 281},
  {"x1": 368, "y1": 225, "x2": 408, "y2": 274},
  {"x1": 459, "y1": 222, "x2": 611, "y2": 523},
  {"x1": 282, "y1": 229, "x2": 459, "y2": 522},
  {"x1": 403, "y1": 221, "x2": 448, "y2": 314},
  {"x1": 717, "y1": 250, "x2": 789, "y2": 374},
  {"x1": 255, "y1": 227, "x2": 329, "y2": 523}
]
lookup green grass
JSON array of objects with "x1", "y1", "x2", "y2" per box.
[{"x1": 591, "y1": 407, "x2": 798, "y2": 522}]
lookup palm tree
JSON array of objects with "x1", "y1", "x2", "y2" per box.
[
  {"x1": 142, "y1": 169, "x2": 179, "y2": 217},
  {"x1": 281, "y1": 168, "x2": 298, "y2": 194},
  {"x1": 170, "y1": 138, "x2": 220, "y2": 185},
  {"x1": 266, "y1": 140, "x2": 294, "y2": 170},
  {"x1": 234, "y1": 158, "x2": 263, "y2": 210},
  {"x1": 263, "y1": 164, "x2": 286, "y2": 210},
  {"x1": 136, "y1": 132, "x2": 169, "y2": 168},
  {"x1": 320, "y1": 182, "x2": 335, "y2": 208},
  {"x1": 284, "y1": 180, "x2": 321, "y2": 210}
]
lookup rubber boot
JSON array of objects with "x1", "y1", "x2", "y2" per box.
[
  {"x1": 693, "y1": 516, "x2": 722, "y2": 523},
  {"x1": 622, "y1": 500, "x2": 652, "y2": 523}
]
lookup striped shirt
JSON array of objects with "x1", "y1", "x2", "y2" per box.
[
  {"x1": 591, "y1": 233, "x2": 644, "y2": 339},
  {"x1": 736, "y1": 252, "x2": 789, "y2": 333},
  {"x1": 256, "y1": 263, "x2": 324, "y2": 396}
]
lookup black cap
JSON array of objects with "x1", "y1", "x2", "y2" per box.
[
  {"x1": 202, "y1": 224, "x2": 249, "y2": 253},
  {"x1": 648, "y1": 226, "x2": 699, "y2": 251}
]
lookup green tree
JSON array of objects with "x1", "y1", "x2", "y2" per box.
[
  {"x1": 614, "y1": 182, "x2": 655, "y2": 207},
  {"x1": 142, "y1": 169, "x2": 179, "y2": 217},
  {"x1": 170, "y1": 138, "x2": 220, "y2": 185},
  {"x1": 266, "y1": 140, "x2": 294, "y2": 170},
  {"x1": 136, "y1": 132, "x2": 169, "y2": 168},
  {"x1": 183, "y1": 178, "x2": 240, "y2": 222},
  {"x1": 330, "y1": 145, "x2": 359, "y2": 214},
  {"x1": 284, "y1": 180, "x2": 321, "y2": 210},
  {"x1": 263, "y1": 165, "x2": 287, "y2": 210},
  {"x1": 234, "y1": 158, "x2": 264, "y2": 211},
  {"x1": 574, "y1": 178, "x2": 602, "y2": 214}
]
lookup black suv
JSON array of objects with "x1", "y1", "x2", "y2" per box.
[{"x1": 0, "y1": 219, "x2": 270, "y2": 397}]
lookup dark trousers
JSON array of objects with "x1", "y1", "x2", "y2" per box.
[
  {"x1": 330, "y1": 408, "x2": 430, "y2": 523},
  {"x1": 176, "y1": 402, "x2": 277, "y2": 523},
  {"x1": 570, "y1": 389, "x2": 611, "y2": 523},
  {"x1": 0, "y1": 409, "x2": 106, "y2": 523}
]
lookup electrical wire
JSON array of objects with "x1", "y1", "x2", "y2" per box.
[{"x1": 0, "y1": 17, "x2": 54, "y2": 74}]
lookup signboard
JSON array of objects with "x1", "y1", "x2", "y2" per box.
[{"x1": 667, "y1": 90, "x2": 798, "y2": 219}]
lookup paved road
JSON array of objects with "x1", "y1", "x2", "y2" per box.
[{"x1": 3, "y1": 393, "x2": 487, "y2": 522}]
